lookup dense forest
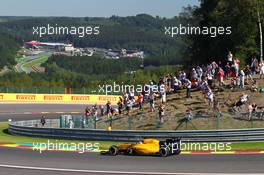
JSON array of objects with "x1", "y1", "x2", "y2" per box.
[
  {"x1": 45, "y1": 55, "x2": 143, "y2": 75},
  {"x1": 182, "y1": 0, "x2": 264, "y2": 64},
  {"x1": 0, "y1": 14, "x2": 185, "y2": 57},
  {"x1": 0, "y1": 31, "x2": 19, "y2": 69},
  {"x1": 0, "y1": 0, "x2": 263, "y2": 90}
]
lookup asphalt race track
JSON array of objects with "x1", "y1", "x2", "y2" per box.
[
  {"x1": 0, "y1": 104, "x2": 264, "y2": 175},
  {"x1": 0, "y1": 103, "x2": 86, "y2": 122}
]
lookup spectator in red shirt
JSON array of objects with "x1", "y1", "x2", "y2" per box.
[{"x1": 137, "y1": 93, "x2": 144, "y2": 110}]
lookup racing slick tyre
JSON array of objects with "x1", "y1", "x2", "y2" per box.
[
  {"x1": 159, "y1": 147, "x2": 169, "y2": 157},
  {"x1": 109, "y1": 145, "x2": 119, "y2": 156}
]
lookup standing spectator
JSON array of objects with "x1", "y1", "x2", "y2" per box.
[
  {"x1": 240, "y1": 69, "x2": 245, "y2": 88},
  {"x1": 159, "y1": 82, "x2": 166, "y2": 103},
  {"x1": 158, "y1": 103, "x2": 165, "y2": 124},
  {"x1": 129, "y1": 87, "x2": 135, "y2": 101},
  {"x1": 149, "y1": 80, "x2": 154, "y2": 93},
  {"x1": 227, "y1": 51, "x2": 233, "y2": 64},
  {"x1": 251, "y1": 57, "x2": 258, "y2": 75},
  {"x1": 126, "y1": 97, "x2": 133, "y2": 115},
  {"x1": 185, "y1": 79, "x2": 192, "y2": 98},
  {"x1": 173, "y1": 76, "x2": 181, "y2": 93},
  {"x1": 99, "y1": 105, "x2": 104, "y2": 116},
  {"x1": 196, "y1": 66, "x2": 203, "y2": 82},
  {"x1": 179, "y1": 71, "x2": 186, "y2": 82},
  {"x1": 106, "y1": 101, "x2": 111, "y2": 117},
  {"x1": 149, "y1": 91, "x2": 157, "y2": 112},
  {"x1": 84, "y1": 106, "x2": 90, "y2": 118},
  {"x1": 259, "y1": 60, "x2": 264, "y2": 79},
  {"x1": 137, "y1": 93, "x2": 144, "y2": 110},
  {"x1": 217, "y1": 67, "x2": 225, "y2": 86},
  {"x1": 92, "y1": 104, "x2": 98, "y2": 120},
  {"x1": 117, "y1": 97, "x2": 123, "y2": 114},
  {"x1": 68, "y1": 119, "x2": 74, "y2": 129},
  {"x1": 247, "y1": 103, "x2": 257, "y2": 121},
  {"x1": 207, "y1": 73, "x2": 214, "y2": 87},
  {"x1": 40, "y1": 116, "x2": 46, "y2": 127},
  {"x1": 234, "y1": 58, "x2": 240, "y2": 77},
  {"x1": 224, "y1": 63, "x2": 231, "y2": 79},
  {"x1": 191, "y1": 68, "x2": 198, "y2": 81},
  {"x1": 260, "y1": 108, "x2": 264, "y2": 119},
  {"x1": 244, "y1": 65, "x2": 253, "y2": 84}
]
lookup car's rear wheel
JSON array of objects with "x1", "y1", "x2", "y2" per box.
[
  {"x1": 159, "y1": 147, "x2": 169, "y2": 157},
  {"x1": 109, "y1": 145, "x2": 119, "y2": 156}
]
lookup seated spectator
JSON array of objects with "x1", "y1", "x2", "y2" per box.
[
  {"x1": 173, "y1": 76, "x2": 181, "y2": 93},
  {"x1": 111, "y1": 107, "x2": 119, "y2": 116},
  {"x1": 233, "y1": 93, "x2": 249, "y2": 111},
  {"x1": 250, "y1": 80, "x2": 258, "y2": 92},
  {"x1": 185, "y1": 108, "x2": 193, "y2": 121},
  {"x1": 206, "y1": 90, "x2": 214, "y2": 107}
]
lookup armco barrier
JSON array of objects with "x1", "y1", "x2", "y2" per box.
[
  {"x1": 0, "y1": 93, "x2": 120, "y2": 104},
  {"x1": 8, "y1": 119, "x2": 264, "y2": 142}
]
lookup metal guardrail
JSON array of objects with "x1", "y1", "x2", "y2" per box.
[{"x1": 8, "y1": 119, "x2": 264, "y2": 142}]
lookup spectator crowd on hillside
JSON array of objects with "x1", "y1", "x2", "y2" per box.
[{"x1": 84, "y1": 52, "x2": 264, "y2": 124}]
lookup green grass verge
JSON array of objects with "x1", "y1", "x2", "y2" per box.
[
  {"x1": 230, "y1": 142, "x2": 264, "y2": 151},
  {"x1": 1, "y1": 122, "x2": 264, "y2": 151},
  {"x1": 0, "y1": 122, "x2": 122, "y2": 150}
]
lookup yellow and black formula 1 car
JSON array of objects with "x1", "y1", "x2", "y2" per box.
[{"x1": 102, "y1": 138, "x2": 181, "y2": 157}]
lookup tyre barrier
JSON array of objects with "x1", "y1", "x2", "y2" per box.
[{"x1": 8, "y1": 119, "x2": 264, "y2": 142}]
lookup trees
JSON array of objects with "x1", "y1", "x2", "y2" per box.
[
  {"x1": 45, "y1": 55, "x2": 142, "y2": 75},
  {"x1": 183, "y1": 0, "x2": 264, "y2": 65},
  {"x1": 0, "y1": 31, "x2": 19, "y2": 69},
  {"x1": 1, "y1": 2, "x2": 263, "y2": 90}
]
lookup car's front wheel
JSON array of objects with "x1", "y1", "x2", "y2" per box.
[{"x1": 159, "y1": 147, "x2": 169, "y2": 157}]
